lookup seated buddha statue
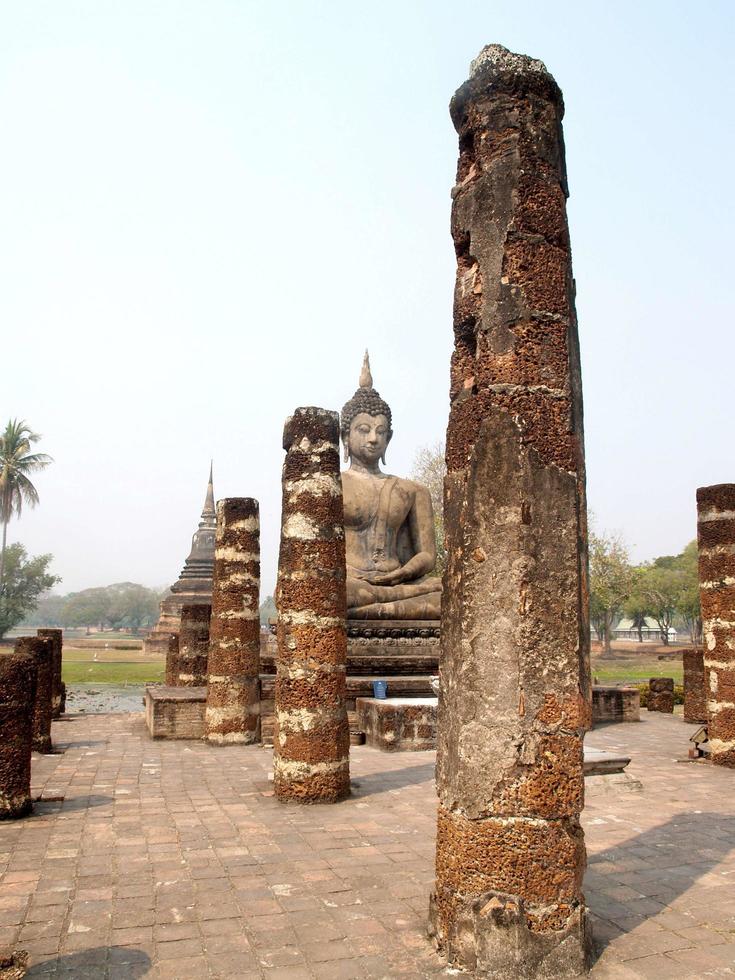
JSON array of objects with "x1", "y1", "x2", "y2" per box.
[{"x1": 341, "y1": 353, "x2": 442, "y2": 620}]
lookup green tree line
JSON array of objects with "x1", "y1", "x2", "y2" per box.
[
  {"x1": 22, "y1": 582, "x2": 162, "y2": 634},
  {"x1": 590, "y1": 531, "x2": 700, "y2": 655}
]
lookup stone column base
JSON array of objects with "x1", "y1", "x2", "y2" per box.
[{"x1": 428, "y1": 889, "x2": 591, "y2": 979}]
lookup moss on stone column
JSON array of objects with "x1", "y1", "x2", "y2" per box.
[
  {"x1": 274, "y1": 407, "x2": 350, "y2": 804},
  {"x1": 205, "y1": 498, "x2": 261, "y2": 745},
  {"x1": 430, "y1": 44, "x2": 591, "y2": 976}
]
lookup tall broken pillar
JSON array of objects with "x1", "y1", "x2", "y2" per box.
[
  {"x1": 430, "y1": 45, "x2": 591, "y2": 976},
  {"x1": 37, "y1": 629, "x2": 63, "y2": 718},
  {"x1": 177, "y1": 604, "x2": 211, "y2": 687},
  {"x1": 274, "y1": 407, "x2": 350, "y2": 803},
  {"x1": 205, "y1": 498, "x2": 261, "y2": 745},
  {"x1": 14, "y1": 637, "x2": 54, "y2": 754},
  {"x1": 697, "y1": 484, "x2": 735, "y2": 767},
  {"x1": 0, "y1": 652, "x2": 36, "y2": 819}
]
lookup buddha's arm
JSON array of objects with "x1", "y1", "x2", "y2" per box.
[{"x1": 371, "y1": 484, "x2": 437, "y2": 586}]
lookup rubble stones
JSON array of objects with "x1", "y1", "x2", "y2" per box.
[
  {"x1": 431, "y1": 44, "x2": 590, "y2": 975},
  {"x1": 205, "y1": 498, "x2": 261, "y2": 745},
  {"x1": 648, "y1": 677, "x2": 675, "y2": 714},
  {"x1": 177, "y1": 604, "x2": 211, "y2": 687},
  {"x1": 14, "y1": 637, "x2": 53, "y2": 754},
  {"x1": 697, "y1": 484, "x2": 735, "y2": 766},
  {"x1": 36, "y1": 629, "x2": 63, "y2": 718},
  {"x1": 0, "y1": 949, "x2": 28, "y2": 979},
  {"x1": 0, "y1": 653, "x2": 35, "y2": 820},
  {"x1": 274, "y1": 407, "x2": 350, "y2": 803}
]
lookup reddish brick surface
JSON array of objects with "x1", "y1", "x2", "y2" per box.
[{"x1": 0, "y1": 710, "x2": 732, "y2": 978}]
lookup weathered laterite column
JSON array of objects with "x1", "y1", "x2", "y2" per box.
[
  {"x1": 430, "y1": 45, "x2": 591, "y2": 976},
  {"x1": 697, "y1": 484, "x2": 735, "y2": 767},
  {"x1": 37, "y1": 629, "x2": 63, "y2": 718},
  {"x1": 177, "y1": 604, "x2": 211, "y2": 687},
  {"x1": 14, "y1": 638, "x2": 54, "y2": 754},
  {"x1": 164, "y1": 634, "x2": 180, "y2": 687},
  {"x1": 0, "y1": 653, "x2": 36, "y2": 819},
  {"x1": 274, "y1": 407, "x2": 350, "y2": 803},
  {"x1": 205, "y1": 498, "x2": 261, "y2": 745}
]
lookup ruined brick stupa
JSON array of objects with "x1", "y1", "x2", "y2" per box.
[{"x1": 143, "y1": 465, "x2": 216, "y2": 655}]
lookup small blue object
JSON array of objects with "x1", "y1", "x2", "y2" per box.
[{"x1": 373, "y1": 680, "x2": 388, "y2": 699}]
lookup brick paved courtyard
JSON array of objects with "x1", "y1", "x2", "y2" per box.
[{"x1": 1, "y1": 710, "x2": 734, "y2": 979}]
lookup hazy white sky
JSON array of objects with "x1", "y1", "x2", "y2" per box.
[{"x1": 2, "y1": 0, "x2": 733, "y2": 596}]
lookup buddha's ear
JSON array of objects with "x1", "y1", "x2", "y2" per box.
[
  {"x1": 381, "y1": 429, "x2": 393, "y2": 466},
  {"x1": 342, "y1": 437, "x2": 350, "y2": 464}
]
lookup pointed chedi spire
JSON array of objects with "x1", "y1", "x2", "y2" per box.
[{"x1": 202, "y1": 460, "x2": 215, "y2": 520}]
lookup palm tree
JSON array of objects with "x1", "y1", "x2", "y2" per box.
[{"x1": 0, "y1": 419, "x2": 53, "y2": 594}]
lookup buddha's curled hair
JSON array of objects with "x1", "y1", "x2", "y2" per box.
[{"x1": 340, "y1": 351, "x2": 393, "y2": 457}]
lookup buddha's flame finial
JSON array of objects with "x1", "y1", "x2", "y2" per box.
[{"x1": 359, "y1": 350, "x2": 373, "y2": 389}]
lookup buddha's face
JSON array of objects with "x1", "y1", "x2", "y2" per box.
[{"x1": 348, "y1": 413, "x2": 391, "y2": 467}]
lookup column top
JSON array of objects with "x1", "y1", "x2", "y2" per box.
[{"x1": 451, "y1": 43, "x2": 563, "y2": 124}]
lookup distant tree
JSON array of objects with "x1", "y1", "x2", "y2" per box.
[
  {"x1": 589, "y1": 530, "x2": 634, "y2": 656},
  {"x1": 259, "y1": 595, "x2": 277, "y2": 626},
  {"x1": 0, "y1": 419, "x2": 52, "y2": 594},
  {"x1": 638, "y1": 563, "x2": 684, "y2": 646},
  {"x1": 106, "y1": 583, "x2": 159, "y2": 633},
  {"x1": 61, "y1": 588, "x2": 112, "y2": 633},
  {"x1": 411, "y1": 441, "x2": 446, "y2": 575},
  {"x1": 623, "y1": 567, "x2": 653, "y2": 643},
  {"x1": 61, "y1": 583, "x2": 159, "y2": 634},
  {"x1": 672, "y1": 541, "x2": 701, "y2": 644},
  {"x1": 0, "y1": 544, "x2": 60, "y2": 639},
  {"x1": 20, "y1": 590, "x2": 66, "y2": 627}
]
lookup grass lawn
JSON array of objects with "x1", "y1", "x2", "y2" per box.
[
  {"x1": 62, "y1": 660, "x2": 164, "y2": 685},
  {"x1": 62, "y1": 646, "x2": 162, "y2": 665},
  {"x1": 592, "y1": 659, "x2": 683, "y2": 685},
  {"x1": 62, "y1": 647, "x2": 164, "y2": 685}
]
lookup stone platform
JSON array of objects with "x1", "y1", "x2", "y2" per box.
[
  {"x1": 356, "y1": 698, "x2": 437, "y2": 752},
  {"x1": 592, "y1": 685, "x2": 641, "y2": 724},
  {"x1": 2, "y1": 710, "x2": 734, "y2": 978},
  {"x1": 144, "y1": 686, "x2": 206, "y2": 739}
]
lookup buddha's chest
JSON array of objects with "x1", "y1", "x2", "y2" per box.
[{"x1": 343, "y1": 475, "x2": 413, "y2": 533}]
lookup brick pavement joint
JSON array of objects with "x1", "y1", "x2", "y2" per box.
[
  {"x1": 13, "y1": 637, "x2": 53, "y2": 755},
  {"x1": 274, "y1": 407, "x2": 350, "y2": 803},
  {"x1": 697, "y1": 483, "x2": 735, "y2": 767},
  {"x1": 430, "y1": 44, "x2": 592, "y2": 975},
  {"x1": 0, "y1": 652, "x2": 36, "y2": 820},
  {"x1": 205, "y1": 497, "x2": 261, "y2": 745}
]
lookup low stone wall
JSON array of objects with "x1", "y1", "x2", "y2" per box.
[
  {"x1": 356, "y1": 697, "x2": 437, "y2": 752},
  {"x1": 144, "y1": 686, "x2": 206, "y2": 739},
  {"x1": 682, "y1": 648, "x2": 707, "y2": 723},
  {"x1": 592, "y1": 685, "x2": 640, "y2": 723}
]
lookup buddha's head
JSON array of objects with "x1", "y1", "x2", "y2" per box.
[{"x1": 340, "y1": 352, "x2": 393, "y2": 466}]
